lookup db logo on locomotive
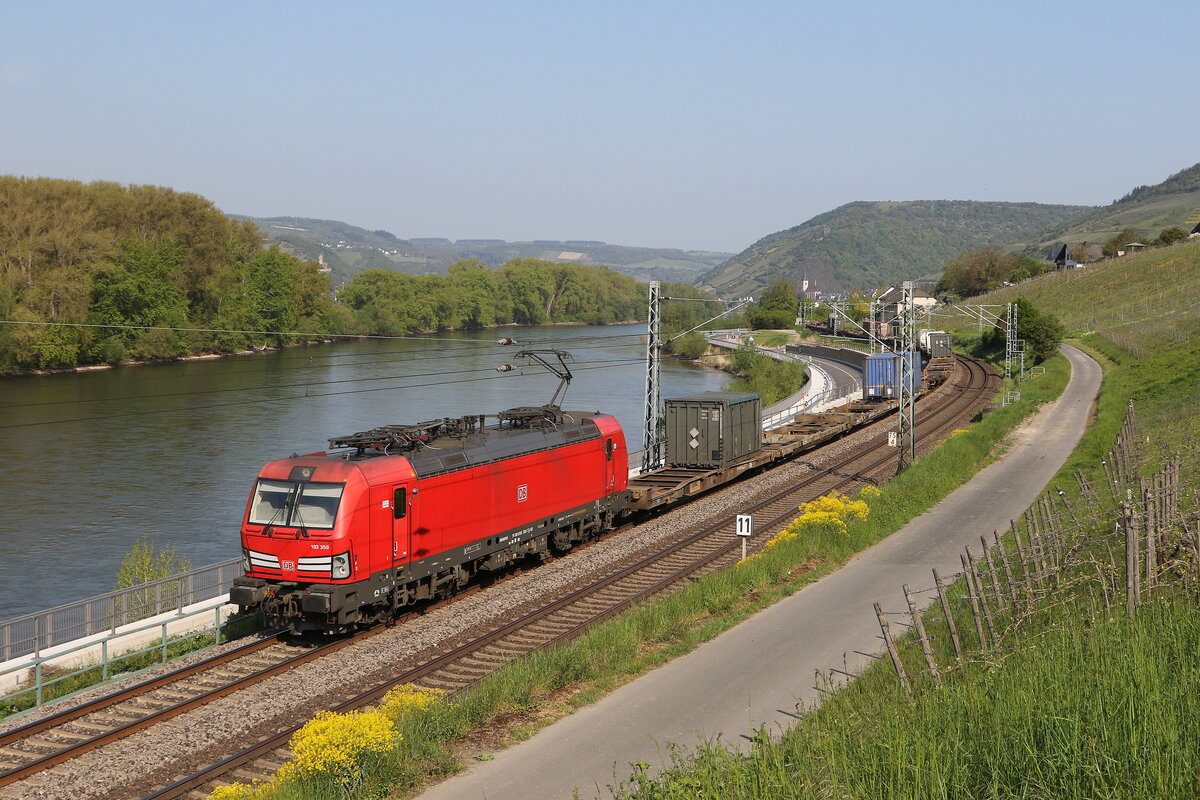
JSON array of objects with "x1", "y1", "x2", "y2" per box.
[{"x1": 516, "y1": 484, "x2": 528, "y2": 502}]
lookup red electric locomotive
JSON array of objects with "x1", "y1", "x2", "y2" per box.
[{"x1": 230, "y1": 405, "x2": 629, "y2": 633}]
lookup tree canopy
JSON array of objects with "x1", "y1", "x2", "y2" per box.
[
  {"x1": 1155, "y1": 227, "x2": 1188, "y2": 246},
  {"x1": 336, "y1": 259, "x2": 651, "y2": 334},
  {"x1": 1102, "y1": 228, "x2": 1142, "y2": 258},
  {"x1": 937, "y1": 246, "x2": 1051, "y2": 297},
  {"x1": 748, "y1": 279, "x2": 798, "y2": 329},
  {"x1": 1015, "y1": 298, "x2": 1065, "y2": 363},
  {"x1": 0, "y1": 177, "x2": 703, "y2": 373},
  {"x1": 0, "y1": 177, "x2": 332, "y2": 370},
  {"x1": 983, "y1": 297, "x2": 1064, "y2": 363}
]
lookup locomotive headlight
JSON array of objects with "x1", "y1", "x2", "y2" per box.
[{"x1": 331, "y1": 552, "x2": 351, "y2": 579}]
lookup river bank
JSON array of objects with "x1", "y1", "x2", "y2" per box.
[{"x1": 0, "y1": 318, "x2": 647, "y2": 379}]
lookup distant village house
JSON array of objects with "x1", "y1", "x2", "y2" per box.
[{"x1": 1052, "y1": 242, "x2": 1103, "y2": 269}]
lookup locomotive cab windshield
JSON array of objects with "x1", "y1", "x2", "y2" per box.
[{"x1": 248, "y1": 479, "x2": 343, "y2": 531}]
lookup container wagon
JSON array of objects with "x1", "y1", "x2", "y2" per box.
[{"x1": 864, "y1": 352, "x2": 923, "y2": 399}]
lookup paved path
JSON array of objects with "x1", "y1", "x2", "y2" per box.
[
  {"x1": 706, "y1": 332, "x2": 864, "y2": 419},
  {"x1": 418, "y1": 345, "x2": 1101, "y2": 800}
]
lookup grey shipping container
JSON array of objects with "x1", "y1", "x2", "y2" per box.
[
  {"x1": 665, "y1": 391, "x2": 762, "y2": 468},
  {"x1": 927, "y1": 332, "x2": 952, "y2": 358}
]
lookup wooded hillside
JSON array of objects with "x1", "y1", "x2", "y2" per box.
[
  {"x1": 703, "y1": 200, "x2": 1093, "y2": 297},
  {"x1": 0, "y1": 178, "x2": 679, "y2": 373},
  {"x1": 236, "y1": 215, "x2": 729, "y2": 286},
  {"x1": 0, "y1": 177, "x2": 334, "y2": 371},
  {"x1": 1022, "y1": 162, "x2": 1200, "y2": 253}
]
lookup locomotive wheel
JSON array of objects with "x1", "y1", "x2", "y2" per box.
[{"x1": 550, "y1": 529, "x2": 574, "y2": 553}]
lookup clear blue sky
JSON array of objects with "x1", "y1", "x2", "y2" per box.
[{"x1": 3, "y1": 1, "x2": 1197, "y2": 253}]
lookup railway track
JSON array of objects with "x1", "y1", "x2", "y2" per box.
[
  {"x1": 0, "y1": 631, "x2": 378, "y2": 790},
  {"x1": 0, "y1": 355, "x2": 997, "y2": 800},
  {"x1": 138, "y1": 354, "x2": 997, "y2": 800}
]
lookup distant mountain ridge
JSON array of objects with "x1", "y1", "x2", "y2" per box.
[
  {"x1": 1022, "y1": 162, "x2": 1200, "y2": 253},
  {"x1": 701, "y1": 200, "x2": 1094, "y2": 297},
  {"x1": 231, "y1": 215, "x2": 730, "y2": 284}
]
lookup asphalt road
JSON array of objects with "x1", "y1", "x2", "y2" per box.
[
  {"x1": 807, "y1": 353, "x2": 862, "y2": 392},
  {"x1": 418, "y1": 345, "x2": 1101, "y2": 800}
]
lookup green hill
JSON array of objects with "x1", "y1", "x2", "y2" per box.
[
  {"x1": 1022, "y1": 162, "x2": 1200, "y2": 254},
  {"x1": 947, "y1": 237, "x2": 1200, "y2": 354},
  {"x1": 233, "y1": 215, "x2": 730, "y2": 285},
  {"x1": 227, "y1": 216, "x2": 440, "y2": 280},
  {"x1": 701, "y1": 200, "x2": 1093, "y2": 297}
]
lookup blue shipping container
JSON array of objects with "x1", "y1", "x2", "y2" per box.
[{"x1": 864, "y1": 352, "x2": 923, "y2": 398}]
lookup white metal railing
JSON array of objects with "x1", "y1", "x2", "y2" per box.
[
  {"x1": 1, "y1": 599, "x2": 233, "y2": 711},
  {"x1": 0, "y1": 559, "x2": 242, "y2": 662},
  {"x1": 762, "y1": 381, "x2": 862, "y2": 429}
]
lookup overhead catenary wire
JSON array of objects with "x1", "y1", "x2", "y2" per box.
[
  {"x1": 0, "y1": 360, "x2": 651, "y2": 430},
  {"x1": 0, "y1": 318, "x2": 518, "y2": 343},
  {"x1": 0, "y1": 356, "x2": 645, "y2": 410},
  {"x1": 0, "y1": 317, "x2": 740, "y2": 418},
  {"x1": 0, "y1": 315, "x2": 740, "y2": 358},
  {"x1": 0, "y1": 317, "x2": 665, "y2": 380},
  {"x1": 7, "y1": 333, "x2": 649, "y2": 387},
  {"x1": 0, "y1": 317, "x2": 659, "y2": 351},
  {"x1": 223, "y1": 329, "x2": 653, "y2": 362}
]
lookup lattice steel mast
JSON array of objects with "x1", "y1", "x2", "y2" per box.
[
  {"x1": 642, "y1": 280, "x2": 662, "y2": 473},
  {"x1": 896, "y1": 282, "x2": 917, "y2": 473}
]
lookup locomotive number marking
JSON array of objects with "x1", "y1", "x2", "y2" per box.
[
  {"x1": 517, "y1": 484, "x2": 528, "y2": 502},
  {"x1": 310, "y1": 544, "x2": 330, "y2": 551}
]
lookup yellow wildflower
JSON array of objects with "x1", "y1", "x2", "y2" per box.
[
  {"x1": 380, "y1": 683, "x2": 446, "y2": 719},
  {"x1": 208, "y1": 781, "x2": 265, "y2": 800},
  {"x1": 277, "y1": 709, "x2": 401, "y2": 785}
]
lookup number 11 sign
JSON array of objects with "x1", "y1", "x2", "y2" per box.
[{"x1": 735, "y1": 514, "x2": 753, "y2": 559}]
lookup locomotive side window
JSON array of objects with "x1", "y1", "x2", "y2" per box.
[
  {"x1": 393, "y1": 487, "x2": 407, "y2": 519},
  {"x1": 247, "y1": 479, "x2": 343, "y2": 529},
  {"x1": 605, "y1": 438, "x2": 614, "y2": 460}
]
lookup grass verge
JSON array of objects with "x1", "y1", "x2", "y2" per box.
[{"x1": 611, "y1": 595, "x2": 1200, "y2": 799}]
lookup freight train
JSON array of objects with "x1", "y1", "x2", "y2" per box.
[
  {"x1": 803, "y1": 321, "x2": 953, "y2": 360},
  {"x1": 231, "y1": 376, "x2": 923, "y2": 633}
]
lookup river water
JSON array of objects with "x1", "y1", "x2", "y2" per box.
[{"x1": 0, "y1": 324, "x2": 727, "y2": 619}]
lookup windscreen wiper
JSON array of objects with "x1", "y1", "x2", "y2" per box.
[
  {"x1": 262, "y1": 484, "x2": 298, "y2": 537},
  {"x1": 291, "y1": 496, "x2": 311, "y2": 538}
]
